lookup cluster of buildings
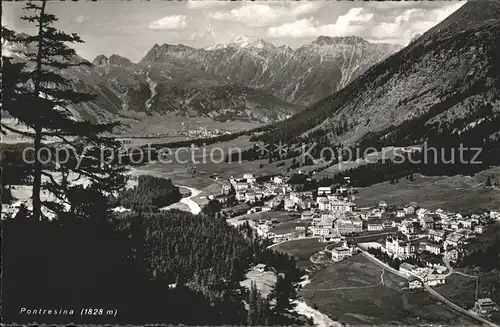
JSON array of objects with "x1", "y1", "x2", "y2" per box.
[
  {"x1": 400, "y1": 262, "x2": 447, "y2": 287},
  {"x1": 226, "y1": 174, "x2": 289, "y2": 208},
  {"x1": 222, "y1": 174, "x2": 362, "y2": 244},
  {"x1": 359, "y1": 202, "x2": 499, "y2": 292},
  {"x1": 472, "y1": 298, "x2": 499, "y2": 316},
  {"x1": 221, "y1": 174, "x2": 499, "y2": 277},
  {"x1": 363, "y1": 200, "x2": 496, "y2": 262},
  {"x1": 179, "y1": 127, "x2": 232, "y2": 138}
]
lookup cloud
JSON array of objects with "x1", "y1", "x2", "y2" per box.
[
  {"x1": 368, "y1": 2, "x2": 464, "y2": 43},
  {"x1": 266, "y1": 3, "x2": 464, "y2": 44},
  {"x1": 267, "y1": 18, "x2": 318, "y2": 39},
  {"x1": 189, "y1": 22, "x2": 217, "y2": 42},
  {"x1": 267, "y1": 8, "x2": 374, "y2": 39},
  {"x1": 187, "y1": 1, "x2": 231, "y2": 10},
  {"x1": 149, "y1": 15, "x2": 187, "y2": 30},
  {"x1": 75, "y1": 15, "x2": 89, "y2": 24},
  {"x1": 209, "y1": 2, "x2": 322, "y2": 27}
]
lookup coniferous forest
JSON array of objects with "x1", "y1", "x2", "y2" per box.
[
  {"x1": 112, "y1": 175, "x2": 182, "y2": 211},
  {"x1": 3, "y1": 210, "x2": 306, "y2": 325}
]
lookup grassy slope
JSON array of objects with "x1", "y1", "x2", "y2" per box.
[
  {"x1": 273, "y1": 238, "x2": 330, "y2": 271},
  {"x1": 434, "y1": 273, "x2": 478, "y2": 309},
  {"x1": 300, "y1": 254, "x2": 477, "y2": 325},
  {"x1": 354, "y1": 166, "x2": 500, "y2": 212}
]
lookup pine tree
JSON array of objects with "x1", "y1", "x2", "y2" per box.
[
  {"x1": 270, "y1": 272, "x2": 297, "y2": 318},
  {"x1": 247, "y1": 281, "x2": 259, "y2": 325},
  {"x1": 1, "y1": 1, "x2": 127, "y2": 220},
  {"x1": 257, "y1": 296, "x2": 270, "y2": 325}
]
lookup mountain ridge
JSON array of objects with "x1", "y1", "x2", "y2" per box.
[
  {"x1": 139, "y1": 35, "x2": 401, "y2": 105},
  {"x1": 3, "y1": 31, "x2": 398, "y2": 133},
  {"x1": 256, "y1": 1, "x2": 500, "y2": 154}
]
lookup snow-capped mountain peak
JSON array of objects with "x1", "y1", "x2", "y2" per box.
[
  {"x1": 230, "y1": 35, "x2": 276, "y2": 50},
  {"x1": 205, "y1": 35, "x2": 276, "y2": 51}
]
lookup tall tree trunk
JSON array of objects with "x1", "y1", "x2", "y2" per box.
[{"x1": 32, "y1": 0, "x2": 47, "y2": 221}]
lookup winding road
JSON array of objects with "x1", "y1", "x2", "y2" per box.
[
  {"x1": 178, "y1": 185, "x2": 202, "y2": 214},
  {"x1": 159, "y1": 185, "x2": 202, "y2": 215}
]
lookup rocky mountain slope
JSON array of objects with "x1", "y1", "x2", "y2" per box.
[
  {"x1": 2, "y1": 32, "x2": 397, "y2": 132},
  {"x1": 65, "y1": 58, "x2": 300, "y2": 125},
  {"x1": 259, "y1": 2, "x2": 500, "y2": 152},
  {"x1": 2, "y1": 39, "x2": 299, "y2": 128},
  {"x1": 140, "y1": 35, "x2": 400, "y2": 105}
]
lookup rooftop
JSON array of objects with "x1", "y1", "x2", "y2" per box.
[{"x1": 477, "y1": 298, "x2": 494, "y2": 305}]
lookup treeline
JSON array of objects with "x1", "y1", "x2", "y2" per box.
[
  {"x1": 112, "y1": 175, "x2": 181, "y2": 211},
  {"x1": 460, "y1": 236, "x2": 500, "y2": 272},
  {"x1": 1, "y1": 2, "x2": 305, "y2": 325},
  {"x1": 131, "y1": 125, "x2": 274, "y2": 164},
  {"x1": 247, "y1": 25, "x2": 500, "y2": 183}
]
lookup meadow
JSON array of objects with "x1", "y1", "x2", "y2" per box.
[{"x1": 299, "y1": 254, "x2": 478, "y2": 325}]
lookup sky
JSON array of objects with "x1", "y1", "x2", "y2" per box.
[{"x1": 2, "y1": 0, "x2": 466, "y2": 62}]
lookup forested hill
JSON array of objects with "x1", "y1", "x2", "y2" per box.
[
  {"x1": 3, "y1": 209, "x2": 308, "y2": 325},
  {"x1": 111, "y1": 175, "x2": 182, "y2": 211}
]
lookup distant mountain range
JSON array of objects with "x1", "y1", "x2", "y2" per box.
[
  {"x1": 260, "y1": 2, "x2": 500, "y2": 151},
  {"x1": 3, "y1": 34, "x2": 399, "y2": 131},
  {"x1": 141, "y1": 35, "x2": 400, "y2": 105}
]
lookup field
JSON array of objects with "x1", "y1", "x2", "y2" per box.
[
  {"x1": 465, "y1": 221, "x2": 500, "y2": 252},
  {"x1": 232, "y1": 211, "x2": 311, "y2": 236},
  {"x1": 299, "y1": 255, "x2": 478, "y2": 325},
  {"x1": 313, "y1": 146, "x2": 413, "y2": 178},
  {"x1": 273, "y1": 238, "x2": 329, "y2": 270},
  {"x1": 354, "y1": 167, "x2": 500, "y2": 212},
  {"x1": 434, "y1": 273, "x2": 478, "y2": 309},
  {"x1": 478, "y1": 272, "x2": 500, "y2": 304},
  {"x1": 271, "y1": 220, "x2": 310, "y2": 235}
]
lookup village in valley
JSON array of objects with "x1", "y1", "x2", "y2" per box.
[{"x1": 212, "y1": 171, "x2": 500, "y2": 322}]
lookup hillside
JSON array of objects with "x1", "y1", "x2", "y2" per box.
[{"x1": 258, "y1": 2, "x2": 500, "y2": 154}]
